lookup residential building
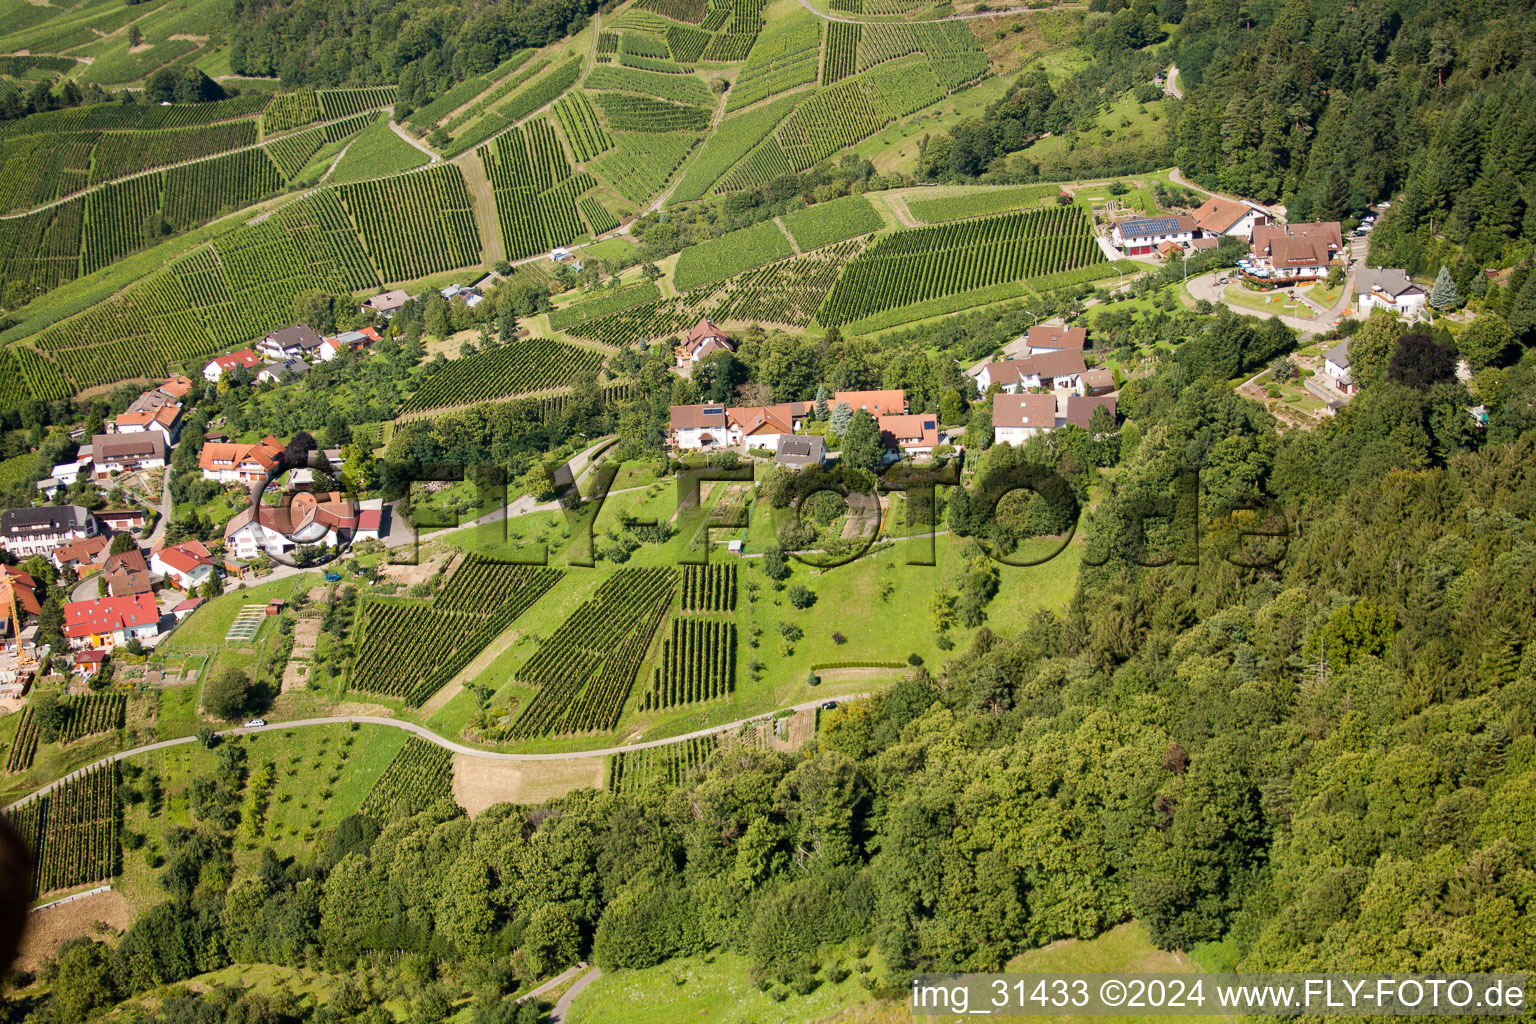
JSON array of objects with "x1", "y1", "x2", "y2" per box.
[
  {"x1": 1024, "y1": 324, "x2": 1088, "y2": 354},
  {"x1": 152, "y1": 540, "x2": 216, "y2": 591},
  {"x1": 1063, "y1": 394, "x2": 1118, "y2": 430},
  {"x1": 676, "y1": 318, "x2": 734, "y2": 370},
  {"x1": 1, "y1": 566, "x2": 41, "y2": 635},
  {"x1": 1248, "y1": 222, "x2": 1343, "y2": 281},
  {"x1": 877, "y1": 413, "x2": 940, "y2": 457},
  {"x1": 199, "y1": 436, "x2": 285, "y2": 486},
  {"x1": 102, "y1": 549, "x2": 154, "y2": 598},
  {"x1": 52, "y1": 534, "x2": 110, "y2": 572},
  {"x1": 318, "y1": 327, "x2": 382, "y2": 362},
  {"x1": 1356, "y1": 268, "x2": 1427, "y2": 318},
  {"x1": 114, "y1": 402, "x2": 182, "y2": 445},
  {"x1": 257, "y1": 357, "x2": 311, "y2": 385},
  {"x1": 47, "y1": 453, "x2": 92, "y2": 488},
  {"x1": 1191, "y1": 195, "x2": 1269, "y2": 238},
  {"x1": 172, "y1": 597, "x2": 205, "y2": 621},
  {"x1": 157, "y1": 375, "x2": 196, "y2": 400},
  {"x1": 0, "y1": 505, "x2": 97, "y2": 558},
  {"x1": 1324, "y1": 339, "x2": 1356, "y2": 395},
  {"x1": 361, "y1": 290, "x2": 411, "y2": 318},
  {"x1": 63, "y1": 593, "x2": 160, "y2": 649},
  {"x1": 223, "y1": 492, "x2": 381, "y2": 561},
  {"x1": 975, "y1": 350, "x2": 1087, "y2": 394},
  {"x1": 203, "y1": 349, "x2": 263, "y2": 383},
  {"x1": 775, "y1": 435, "x2": 826, "y2": 469},
  {"x1": 441, "y1": 283, "x2": 485, "y2": 309},
  {"x1": 73, "y1": 650, "x2": 107, "y2": 678},
  {"x1": 727, "y1": 402, "x2": 810, "y2": 452},
  {"x1": 256, "y1": 324, "x2": 323, "y2": 361},
  {"x1": 1112, "y1": 215, "x2": 1197, "y2": 256},
  {"x1": 91, "y1": 433, "x2": 168, "y2": 478},
  {"x1": 833, "y1": 390, "x2": 906, "y2": 417},
  {"x1": 993, "y1": 393, "x2": 1059, "y2": 446},
  {"x1": 670, "y1": 404, "x2": 730, "y2": 450}
]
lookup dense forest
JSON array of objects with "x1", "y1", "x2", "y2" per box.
[
  {"x1": 18, "y1": 318, "x2": 1536, "y2": 1023},
  {"x1": 929, "y1": 0, "x2": 1536, "y2": 274}
]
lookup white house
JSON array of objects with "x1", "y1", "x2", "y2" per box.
[
  {"x1": 669, "y1": 404, "x2": 730, "y2": 450},
  {"x1": 441, "y1": 283, "x2": 485, "y2": 309},
  {"x1": 1112, "y1": 215, "x2": 1197, "y2": 256},
  {"x1": 360, "y1": 290, "x2": 411, "y2": 319},
  {"x1": 1023, "y1": 325, "x2": 1088, "y2": 354},
  {"x1": 91, "y1": 433, "x2": 167, "y2": 479},
  {"x1": 257, "y1": 357, "x2": 310, "y2": 385},
  {"x1": 727, "y1": 403, "x2": 810, "y2": 453},
  {"x1": 1324, "y1": 339, "x2": 1357, "y2": 395},
  {"x1": 0, "y1": 505, "x2": 98, "y2": 558},
  {"x1": 114, "y1": 402, "x2": 182, "y2": 446},
  {"x1": 257, "y1": 325, "x2": 325, "y2": 361},
  {"x1": 975, "y1": 350, "x2": 1087, "y2": 395},
  {"x1": 199, "y1": 436, "x2": 285, "y2": 485},
  {"x1": 318, "y1": 327, "x2": 381, "y2": 362},
  {"x1": 992, "y1": 393, "x2": 1059, "y2": 447},
  {"x1": 151, "y1": 540, "x2": 217, "y2": 591},
  {"x1": 1356, "y1": 268, "x2": 1427, "y2": 318},
  {"x1": 223, "y1": 493, "x2": 380, "y2": 561},
  {"x1": 203, "y1": 349, "x2": 263, "y2": 383},
  {"x1": 676, "y1": 318, "x2": 734, "y2": 371}
]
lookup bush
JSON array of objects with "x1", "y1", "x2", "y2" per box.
[
  {"x1": 806, "y1": 672, "x2": 820, "y2": 687},
  {"x1": 787, "y1": 584, "x2": 816, "y2": 609},
  {"x1": 907, "y1": 653, "x2": 924, "y2": 666}
]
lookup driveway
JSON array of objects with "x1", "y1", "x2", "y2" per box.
[{"x1": 1186, "y1": 271, "x2": 1349, "y2": 337}]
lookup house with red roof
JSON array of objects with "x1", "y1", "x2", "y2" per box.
[
  {"x1": 675, "y1": 318, "x2": 734, "y2": 371},
  {"x1": 833, "y1": 390, "x2": 906, "y2": 417},
  {"x1": 63, "y1": 592, "x2": 160, "y2": 648},
  {"x1": 2, "y1": 566, "x2": 41, "y2": 636},
  {"x1": 1191, "y1": 195, "x2": 1269, "y2": 239},
  {"x1": 318, "y1": 327, "x2": 382, "y2": 362},
  {"x1": 877, "y1": 413, "x2": 940, "y2": 457},
  {"x1": 152, "y1": 540, "x2": 217, "y2": 591},
  {"x1": 992, "y1": 393, "x2": 1059, "y2": 446},
  {"x1": 203, "y1": 349, "x2": 263, "y2": 384},
  {"x1": 199, "y1": 435, "x2": 285, "y2": 485}
]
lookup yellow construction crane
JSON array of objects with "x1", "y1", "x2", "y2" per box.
[{"x1": 1, "y1": 578, "x2": 34, "y2": 668}]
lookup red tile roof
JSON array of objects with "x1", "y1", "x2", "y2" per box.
[
  {"x1": 64, "y1": 593, "x2": 158, "y2": 638},
  {"x1": 1064, "y1": 394, "x2": 1118, "y2": 429},
  {"x1": 1192, "y1": 195, "x2": 1260, "y2": 235},
  {"x1": 877, "y1": 413, "x2": 939, "y2": 450},
  {"x1": 209, "y1": 349, "x2": 262, "y2": 372},
  {"x1": 834, "y1": 390, "x2": 905, "y2": 416},
  {"x1": 156, "y1": 541, "x2": 214, "y2": 576},
  {"x1": 199, "y1": 435, "x2": 284, "y2": 475},
  {"x1": 993, "y1": 393, "x2": 1058, "y2": 429},
  {"x1": 1026, "y1": 325, "x2": 1088, "y2": 351}
]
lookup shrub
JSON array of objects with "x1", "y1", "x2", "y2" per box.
[{"x1": 787, "y1": 584, "x2": 816, "y2": 609}]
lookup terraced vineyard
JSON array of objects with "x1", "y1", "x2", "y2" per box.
[
  {"x1": 708, "y1": 240, "x2": 864, "y2": 326},
  {"x1": 350, "y1": 558, "x2": 564, "y2": 705},
  {"x1": 553, "y1": 92, "x2": 612, "y2": 162},
  {"x1": 88, "y1": 121, "x2": 258, "y2": 184},
  {"x1": 318, "y1": 86, "x2": 398, "y2": 119},
  {"x1": 444, "y1": 57, "x2": 582, "y2": 158},
  {"x1": 673, "y1": 219, "x2": 793, "y2": 291},
  {"x1": 592, "y1": 93, "x2": 711, "y2": 132},
  {"x1": 338, "y1": 164, "x2": 482, "y2": 282},
  {"x1": 818, "y1": 205, "x2": 1104, "y2": 326},
  {"x1": 4, "y1": 763, "x2": 120, "y2": 898},
  {"x1": 608, "y1": 736, "x2": 719, "y2": 794},
  {"x1": 507, "y1": 567, "x2": 678, "y2": 738},
  {"x1": 725, "y1": 13, "x2": 820, "y2": 111},
  {"x1": 586, "y1": 65, "x2": 714, "y2": 106},
  {"x1": 399, "y1": 339, "x2": 608, "y2": 412},
  {"x1": 642, "y1": 617, "x2": 736, "y2": 709},
  {"x1": 358, "y1": 738, "x2": 455, "y2": 818},
  {"x1": 262, "y1": 88, "x2": 322, "y2": 133},
  {"x1": 668, "y1": 94, "x2": 799, "y2": 204},
  {"x1": 548, "y1": 282, "x2": 662, "y2": 332},
  {"x1": 7, "y1": 693, "x2": 130, "y2": 770},
  {"x1": 480, "y1": 121, "x2": 589, "y2": 261}
]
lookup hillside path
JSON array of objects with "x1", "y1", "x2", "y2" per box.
[
  {"x1": 388, "y1": 120, "x2": 441, "y2": 163},
  {"x1": 4, "y1": 694, "x2": 871, "y2": 811},
  {"x1": 550, "y1": 967, "x2": 603, "y2": 1022}
]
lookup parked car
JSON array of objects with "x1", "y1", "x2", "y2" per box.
[
  {"x1": 325, "y1": 572, "x2": 341, "y2": 582},
  {"x1": 244, "y1": 718, "x2": 266, "y2": 728},
  {"x1": 1217, "y1": 277, "x2": 1229, "y2": 284},
  {"x1": 819, "y1": 701, "x2": 839, "y2": 710}
]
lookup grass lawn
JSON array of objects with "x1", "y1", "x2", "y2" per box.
[
  {"x1": 1220, "y1": 282, "x2": 1315, "y2": 319},
  {"x1": 157, "y1": 575, "x2": 317, "y2": 655},
  {"x1": 1009, "y1": 91, "x2": 1170, "y2": 177},
  {"x1": 328, "y1": 114, "x2": 430, "y2": 184},
  {"x1": 567, "y1": 947, "x2": 883, "y2": 1024}
]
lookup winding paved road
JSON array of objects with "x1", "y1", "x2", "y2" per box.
[{"x1": 4, "y1": 694, "x2": 869, "y2": 811}]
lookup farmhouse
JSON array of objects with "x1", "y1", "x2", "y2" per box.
[
  {"x1": 152, "y1": 540, "x2": 216, "y2": 591},
  {"x1": 318, "y1": 327, "x2": 382, "y2": 362},
  {"x1": 1112, "y1": 215, "x2": 1197, "y2": 256},
  {"x1": 91, "y1": 433, "x2": 168, "y2": 478},
  {"x1": 102, "y1": 549, "x2": 154, "y2": 598},
  {"x1": 1023, "y1": 324, "x2": 1088, "y2": 354},
  {"x1": 1191, "y1": 195, "x2": 1269, "y2": 238},
  {"x1": 223, "y1": 492, "x2": 381, "y2": 561},
  {"x1": 833, "y1": 390, "x2": 906, "y2": 417},
  {"x1": 361, "y1": 290, "x2": 412, "y2": 318},
  {"x1": 199, "y1": 436, "x2": 285, "y2": 485},
  {"x1": 676, "y1": 318, "x2": 734, "y2": 371},
  {"x1": 63, "y1": 592, "x2": 160, "y2": 649},
  {"x1": 0, "y1": 505, "x2": 98, "y2": 557},
  {"x1": 1324, "y1": 339, "x2": 1357, "y2": 395},
  {"x1": 993, "y1": 393, "x2": 1059, "y2": 446},
  {"x1": 1356, "y1": 268, "x2": 1427, "y2": 318},
  {"x1": 877, "y1": 414, "x2": 940, "y2": 457},
  {"x1": 669, "y1": 404, "x2": 730, "y2": 450},
  {"x1": 202, "y1": 349, "x2": 262, "y2": 383}
]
